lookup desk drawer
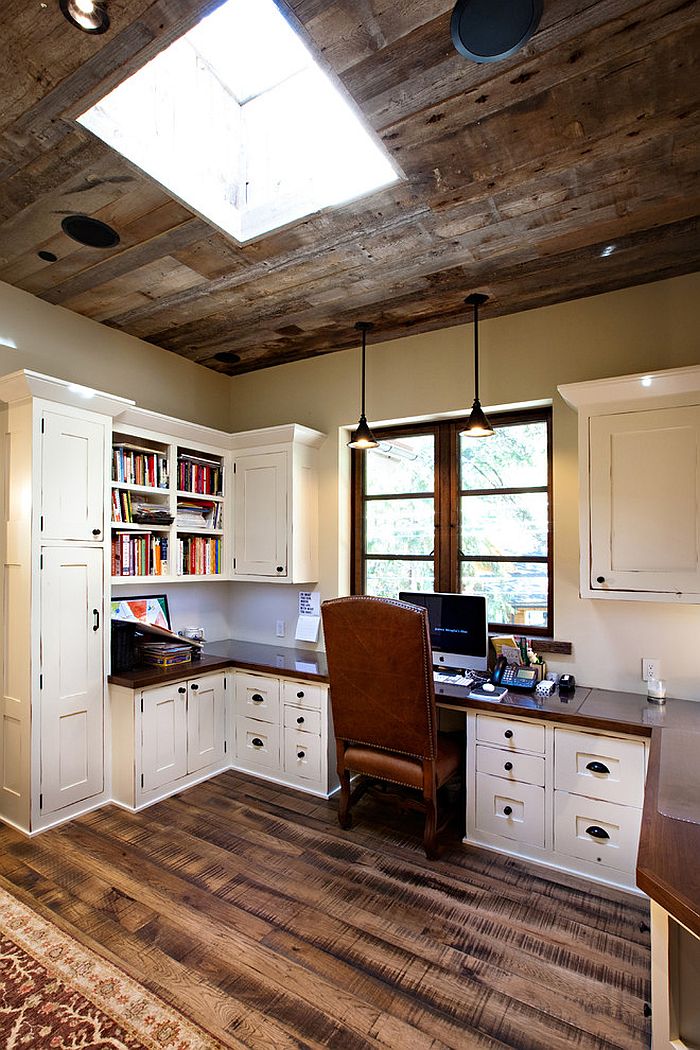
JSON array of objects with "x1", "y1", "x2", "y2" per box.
[
  {"x1": 475, "y1": 772, "x2": 545, "y2": 847},
  {"x1": 554, "y1": 791, "x2": 641, "y2": 874},
  {"x1": 284, "y1": 728, "x2": 321, "y2": 783},
  {"x1": 282, "y1": 680, "x2": 323, "y2": 710},
  {"x1": 284, "y1": 705, "x2": 321, "y2": 735},
  {"x1": 235, "y1": 716, "x2": 280, "y2": 770},
  {"x1": 476, "y1": 745, "x2": 545, "y2": 787},
  {"x1": 554, "y1": 729, "x2": 645, "y2": 806},
  {"x1": 476, "y1": 714, "x2": 545, "y2": 754},
  {"x1": 234, "y1": 673, "x2": 280, "y2": 723}
]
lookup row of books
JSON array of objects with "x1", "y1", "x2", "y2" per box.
[
  {"x1": 111, "y1": 534, "x2": 169, "y2": 577},
  {"x1": 177, "y1": 458, "x2": 222, "y2": 496},
  {"x1": 113, "y1": 445, "x2": 168, "y2": 488},
  {"x1": 112, "y1": 490, "x2": 173, "y2": 525},
  {"x1": 138, "y1": 642, "x2": 192, "y2": 669},
  {"x1": 176, "y1": 498, "x2": 223, "y2": 530},
  {"x1": 177, "y1": 536, "x2": 222, "y2": 576}
]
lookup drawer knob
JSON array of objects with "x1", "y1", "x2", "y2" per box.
[
  {"x1": 92, "y1": 527, "x2": 101, "y2": 536},
  {"x1": 296, "y1": 716, "x2": 305, "y2": 724},
  {"x1": 504, "y1": 729, "x2": 513, "y2": 739},
  {"x1": 503, "y1": 805, "x2": 513, "y2": 817},
  {"x1": 251, "y1": 693, "x2": 264, "y2": 703},
  {"x1": 585, "y1": 825, "x2": 610, "y2": 840},
  {"x1": 596, "y1": 576, "x2": 605, "y2": 584},
  {"x1": 297, "y1": 750, "x2": 305, "y2": 759},
  {"x1": 178, "y1": 687, "x2": 186, "y2": 694},
  {"x1": 276, "y1": 566, "x2": 284, "y2": 573},
  {"x1": 190, "y1": 683, "x2": 199, "y2": 691},
  {"x1": 297, "y1": 690, "x2": 304, "y2": 698},
  {"x1": 586, "y1": 760, "x2": 610, "y2": 775},
  {"x1": 504, "y1": 761, "x2": 513, "y2": 771},
  {"x1": 251, "y1": 737, "x2": 264, "y2": 748}
]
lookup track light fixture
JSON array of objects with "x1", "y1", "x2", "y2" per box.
[
  {"x1": 348, "y1": 322, "x2": 379, "y2": 450},
  {"x1": 464, "y1": 293, "x2": 494, "y2": 438}
]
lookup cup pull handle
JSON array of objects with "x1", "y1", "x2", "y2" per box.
[
  {"x1": 251, "y1": 693, "x2": 264, "y2": 703},
  {"x1": 586, "y1": 761, "x2": 610, "y2": 775},
  {"x1": 585, "y1": 825, "x2": 610, "y2": 840},
  {"x1": 503, "y1": 805, "x2": 513, "y2": 817},
  {"x1": 251, "y1": 738, "x2": 264, "y2": 748}
]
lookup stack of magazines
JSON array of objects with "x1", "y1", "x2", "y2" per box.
[{"x1": 138, "y1": 642, "x2": 193, "y2": 668}]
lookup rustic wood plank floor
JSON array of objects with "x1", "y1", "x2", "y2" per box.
[{"x1": 0, "y1": 771, "x2": 651, "y2": 1049}]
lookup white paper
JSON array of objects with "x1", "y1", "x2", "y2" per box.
[
  {"x1": 501, "y1": 645, "x2": 522, "y2": 666},
  {"x1": 295, "y1": 660, "x2": 317, "y2": 673},
  {"x1": 295, "y1": 614, "x2": 320, "y2": 642},
  {"x1": 299, "y1": 590, "x2": 320, "y2": 617}
]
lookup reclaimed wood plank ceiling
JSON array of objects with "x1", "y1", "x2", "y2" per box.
[{"x1": 0, "y1": 0, "x2": 698, "y2": 374}]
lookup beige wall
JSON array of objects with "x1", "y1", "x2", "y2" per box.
[
  {"x1": 229, "y1": 273, "x2": 700, "y2": 700},
  {"x1": 0, "y1": 280, "x2": 230, "y2": 429}
]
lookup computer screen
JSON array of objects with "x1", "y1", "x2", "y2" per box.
[{"x1": 398, "y1": 591, "x2": 488, "y2": 672}]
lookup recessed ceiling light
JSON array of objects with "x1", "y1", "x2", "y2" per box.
[
  {"x1": 59, "y1": 0, "x2": 109, "y2": 34},
  {"x1": 37, "y1": 249, "x2": 58, "y2": 262},
  {"x1": 600, "y1": 244, "x2": 616, "y2": 257},
  {"x1": 61, "y1": 215, "x2": 120, "y2": 248}
]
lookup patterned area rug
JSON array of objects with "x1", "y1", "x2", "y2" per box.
[{"x1": 0, "y1": 885, "x2": 222, "y2": 1049}]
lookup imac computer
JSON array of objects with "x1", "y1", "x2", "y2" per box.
[{"x1": 398, "y1": 591, "x2": 488, "y2": 674}]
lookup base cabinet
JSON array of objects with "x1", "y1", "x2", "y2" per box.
[
  {"x1": 466, "y1": 712, "x2": 648, "y2": 891},
  {"x1": 650, "y1": 901, "x2": 700, "y2": 1050},
  {"x1": 111, "y1": 672, "x2": 228, "y2": 809}
]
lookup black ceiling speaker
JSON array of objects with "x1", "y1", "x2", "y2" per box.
[
  {"x1": 212, "y1": 351, "x2": 241, "y2": 366},
  {"x1": 451, "y1": 0, "x2": 543, "y2": 63},
  {"x1": 61, "y1": 215, "x2": 120, "y2": 248}
]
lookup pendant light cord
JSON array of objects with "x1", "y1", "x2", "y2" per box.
[
  {"x1": 361, "y1": 326, "x2": 367, "y2": 417},
  {"x1": 473, "y1": 298, "x2": 480, "y2": 400}
]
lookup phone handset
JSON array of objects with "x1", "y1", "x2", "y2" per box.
[{"x1": 491, "y1": 654, "x2": 508, "y2": 685}]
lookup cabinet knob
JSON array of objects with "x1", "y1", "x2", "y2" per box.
[
  {"x1": 296, "y1": 716, "x2": 304, "y2": 724},
  {"x1": 585, "y1": 825, "x2": 610, "y2": 840},
  {"x1": 190, "y1": 683, "x2": 199, "y2": 691},
  {"x1": 178, "y1": 687, "x2": 186, "y2": 694},
  {"x1": 251, "y1": 693, "x2": 264, "y2": 703},
  {"x1": 92, "y1": 528, "x2": 101, "y2": 536},
  {"x1": 297, "y1": 690, "x2": 304, "y2": 698},
  {"x1": 504, "y1": 761, "x2": 513, "y2": 771},
  {"x1": 586, "y1": 760, "x2": 610, "y2": 775},
  {"x1": 276, "y1": 566, "x2": 284, "y2": 573},
  {"x1": 251, "y1": 737, "x2": 264, "y2": 748},
  {"x1": 596, "y1": 576, "x2": 605, "y2": 584},
  {"x1": 297, "y1": 750, "x2": 305, "y2": 760},
  {"x1": 504, "y1": 729, "x2": 513, "y2": 739},
  {"x1": 503, "y1": 805, "x2": 513, "y2": 816}
]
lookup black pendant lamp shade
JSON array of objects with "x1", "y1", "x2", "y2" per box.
[
  {"x1": 60, "y1": 0, "x2": 110, "y2": 33},
  {"x1": 464, "y1": 293, "x2": 494, "y2": 438},
  {"x1": 348, "y1": 322, "x2": 378, "y2": 450}
]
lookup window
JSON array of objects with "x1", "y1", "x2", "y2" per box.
[
  {"x1": 352, "y1": 409, "x2": 553, "y2": 634},
  {"x1": 76, "y1": 0, "x2": 398, "y2": 244}
]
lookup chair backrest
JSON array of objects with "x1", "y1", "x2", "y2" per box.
[{"x1": 321, "y1": 595, "x2": 438, "y2": 760}]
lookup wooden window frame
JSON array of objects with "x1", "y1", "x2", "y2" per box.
[{"x1": 351, "y1": 407, "x2": 553, "y2": 636}]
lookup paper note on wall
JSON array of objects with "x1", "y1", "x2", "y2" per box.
[{"x1": 296, "y1": 590, "x2": 321, "y2": 642}]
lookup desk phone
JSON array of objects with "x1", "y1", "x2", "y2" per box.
[{"x1": 492, "y1": 657, "x2": 539, "y2": 692}]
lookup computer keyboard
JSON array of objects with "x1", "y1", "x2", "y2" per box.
[{"x1": 433, "y1": 670, "x2": 474, "y2": 687}]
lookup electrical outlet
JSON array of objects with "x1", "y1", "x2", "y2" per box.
[
  {"x1": 642, "y1": 657, "x2": 661, "y2": 682},
  {"x1": 275, "y1": 620, "x2": 285, "y2": 638}
]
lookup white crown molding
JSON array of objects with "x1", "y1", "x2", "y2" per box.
[
  {"x1": 0, "y1": 369, "x2": 135, "y2": 416},
  {"x1": 558, "y1": 364, "x2": 700, "y2": 412}
]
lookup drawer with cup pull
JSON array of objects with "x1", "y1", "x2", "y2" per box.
[
  {"x1": 282, "y1": 680, "x2": 323, "y2": 710},
  {"x1": 476, "y1": 744, "x2": 545, "y2": 787},
  {"x1": 284, "y1": 728, "x2": 321, "y2": 782},
  {"x1": 235, "y1": 716, "x2": 280, "y2": 769},
  {"x1": 283, "y1": 705, "x2": 321, "y2": 735},
  {"x1": 554, "y1": 790, "x2": 642, "y2": 873},
  {"x1": 476, "y1": 713, "x2": 545, "y2": 754},
  {"x1": 234, "y1": 672, "x2": 280, "y2": 722},
  {"x1": 475, "y1": 772, "x2": 545, "y2": 847},
  {"x1": 554, "y1": 728, "x2": 646, "y2": 806}
]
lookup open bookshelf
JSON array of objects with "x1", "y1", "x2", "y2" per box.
[{"x1": 111, "y1": 429, "x2": 226, "y2": 583}]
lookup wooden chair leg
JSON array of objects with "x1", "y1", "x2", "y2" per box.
[
  {"x1": 422, "y1": 759, "x2": 440, "y2": 859},
  {"x1": 336, "y1": 741, "x2": 352, "y2": 830}
]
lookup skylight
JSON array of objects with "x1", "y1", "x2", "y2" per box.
[{"x1": 77, "y1": 0, "x2": 399, "y2": 243}]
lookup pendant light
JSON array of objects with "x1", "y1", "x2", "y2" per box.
[
  {"x1": 348, "y1": 322, "x2": 379, "y2": 450},
  {"x1": 464, "y1": 293, "x2": 494, "y2": 438},
  {"x1": 59, "y1": 0, "x2": 110, "y2": 33}
]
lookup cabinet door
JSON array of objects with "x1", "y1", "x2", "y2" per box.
[
  {"x1": 141, "y1": 684, "x2": 188, "y2": 792},
  {"x1": 589, "y1": 407, "x2": 700, "y2": 593},
  {"x1": 41, "y1": 410, "x2": 105, "y2": 542},
  {"x1": 233, "y1": 451, "x2": 287, "y2": 577},
  {"x1": 40, "y1": 546, "x2": 104, "y2": 813},
  {"x1": 187, "y1": 674, "x2": 226, "y2": 774}
]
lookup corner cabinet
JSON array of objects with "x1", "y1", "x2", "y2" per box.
[
  {"x1": 559, "y1": 365, "x2": 700, "y2": 602},
  {"x1": 231, "y1": 424, "x2": 325, "y2": 583}
]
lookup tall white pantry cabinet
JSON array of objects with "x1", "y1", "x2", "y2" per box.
[{"x1": 0, "y1": 371, "x2": 133, "y2": 834}]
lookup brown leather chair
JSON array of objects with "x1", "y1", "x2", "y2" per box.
[{"x1": 321, "y1": 594, "x2": 462, "y2": 858}]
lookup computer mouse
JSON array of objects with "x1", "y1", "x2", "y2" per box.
[{"x1": 483, "y1": 682, "x2": 495, "y2": 692}]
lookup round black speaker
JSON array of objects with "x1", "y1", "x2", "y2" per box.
[
  {"x1": 212, "y1": 351, "x2": 241, "y2": 366},
  {"x1": 451, "y1": 0, "x2": 543, "y2": 63},
  {"x1": 61, "y1": 215, "x2": 120, "y2": 249}
]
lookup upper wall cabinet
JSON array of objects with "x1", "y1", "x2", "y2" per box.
[
  {"x1": 231, "y1": 425, "x2": 325, "y2": 584},
  {"x1": 41, "y1": 408, "x2": 106, "y2": 542},
  {"x1": 559, "y1": 365, "x2": 700, "y2": 603}
]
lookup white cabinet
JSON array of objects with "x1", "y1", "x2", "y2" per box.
[
  {"x1": 40, "y1": 546, "x2": 105, "y2": 814},
  {"x1": 231, "y1": 424, "x2": 325, "y2": 583},
  {"x1": 466, "y1": 712, "x2": 648, "y2": 891},
  {"x1": 111, "y1": 671, "x2": 228, "y2": 809},
  {"x1": 559, "y1": 365, "x2": 700, "y2": 602},
  {"x1": 41, "y1": 409, "x2": 105, "y2": 542}
]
